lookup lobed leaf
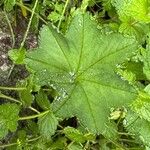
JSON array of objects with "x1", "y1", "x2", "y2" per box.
[{"x1": 25, "y1": 12, "x2": 138, "y2": 137}]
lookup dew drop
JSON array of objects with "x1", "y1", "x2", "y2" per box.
[
  {"x1": 55, "y1": 96, "x2": 61, "y2": 101},
  {"x1": 139, "y1": 135, "x2": 145, "y2": 142},
  {"x1": 69, "y1": 71, "x2": 75, "y2": 77},
  {"x1": 36, "y1": 77, "x2": 39, "y2": 81},
  {"x1": 123, "y1": 119, "x2": 127, "y2": 126},
  {"x1": 78, "y1": 19, "x2": 82, "y2": 27},
  {"x1": 50, "y1": 84, "x2": 57, "y2": 90},
  {"x1": 120, "y1": 76, "x2": 126, "y2": 81},
  {"x1": 69, "y1": 71, "x2": 76, "y2": 83},
  {"x1": 62, "y1": 91, "x2": 68, "y2": 98},
  {"x1": 116, "y1": 64, "x2": 121, "y2": 68}
]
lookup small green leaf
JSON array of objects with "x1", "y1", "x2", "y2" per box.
[
  {"x1": 38, "y1": 111, "x2": 58, "y2": 138},
  {"x1": 112, "y1": 0, "x2": 150, "y2": 23},
  {"x1": 84, "y1": 133, "x2": 95, "y2": 141},
  {"x1": 125, "y1": 110, "x2": 150, "y2": 147},
  {"x1": 8, "y1": 48, "x2": 26, "y2": 64},
  {"x1": 132, "y1": 91, "x2": 150, "y2": 122},
  {"x1": 63, "y1": 126, "x2": 86, "y2": 143},
  {"x1": 18, "y1": 80, "x2": 33, "y2": 107},
  {"x1": 119, "y1": 21, "x2": 149, "y2": 43},
  {"x1": 16, "y1": 130, "x2": 28, "y2": 149},
  {"x1": 26, "y1": 120, "x2": 39, "y2": 135},
  {"x1": 47, "y1": 11, "x2": 61, "y2": 23},
  {"x1": 54, "y1": 3, "x2": 64, "y2": 13},
  {"x1": 49, "y1": 137, "x2": 67, "y2": 149},
  {"x1": 36, "y1": 90, "x2": 51, "y2": 110},
  {"x1": 125, "y1": 61, "x2": 146, "y2": 81},
  {"x1": 0, "y1": 103, "x2": 20, "y2": 139},
  {"x1": 4, "y1": 0, "x2": 16, "y2": 11},
  {"x1": 68, "y1": 143, "x2": 83, "y2": 150}
]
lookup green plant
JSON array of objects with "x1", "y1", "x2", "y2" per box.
[{"x1": 1, "y1": 0, "x2": 150, "y2": 149}]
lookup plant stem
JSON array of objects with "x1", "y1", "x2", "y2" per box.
[
  {"x1": 0, "y1": 143, "x2": 17, "y2": 148},
  {"x1": 119, "y1": 138, "x2": 139, "y2": 144},
  {"x1": 67, "y1": 141, "x2": 74, "y2": 148},
  {"x1": 28, "y1": 136, "x2": 41, "y2": 142},
  {"x1": 4, "y1": 9, "x2": 15, "y2": 79},
  {"x1": 20, "y1": 0, "x2": 39, "y2": 50},
  {"x1": 16, "y1": 2, "x2": 47, "y2": 24},
  {"x1": 108, "y1": 139, "x2": 127, "y2": 150},
  {"x1": 118, "y1": 132, "x2": 135, "y2": 136},
  {"x1": 0, "y1": 136, "x2": 41, "y2": 148},
  {"x1": 19, "y1": 110, "x2": 49, "y2": 120},
  {"x1": 28, "y1": 106, "x2": 40, "y2": 114},
  {"x1": 0, "y1": 86, "x2": 26, "y2": 91},
  {"x1": 57, "y1": 0, "x2": 70, "y2": 31},
  {"x1": 0, "y1": 93, "x2": 22, "y2": 104},
  {"x1": 4, "y1": 10, "x2": 15, "y2": 48}
]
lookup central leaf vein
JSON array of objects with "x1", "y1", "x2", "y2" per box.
[{"x1": 80, "y1": 83, "x2": 98, "y2": 132}]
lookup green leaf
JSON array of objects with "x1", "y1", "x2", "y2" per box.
[
  {"x1": 49, "y1": 137, "x2": 67, "y2": 150},
  {"x1": 63, "y1": 126, "x2": 95, "y2": 144},
  {"x1": 112, "y1": 0, "x2": 150, "y2": 23},
  {"x1": 124, "y1": 110, "x2": 150, "y2": 147},
  {"x1": 25, "y1": 12, "x2": 138, "y2": 137},
  {"x1": 68, "y1": 143, "x2": 83, "y2": 150},
  {"x1": 26, "y1": 120, "x2": 39, "y2": 135},
  {"x1": 63, "y1": 126, "x2": 86, "y2": 143},
  {"x1": 125, "y1": 61, "x2": 146, "y2": 81},
  {"x1": 36, "y1": 90, "x2": 51, "y2": 110},
  {"x1": 0, "y1": 103, "x2": 20, "y2": 139},
  {"x1": 8, "y1": 48, "x2": 26, "y2": 64},
  {"x1": 4, "y1": 0, "x2": 16, "y2": 11},
  {"x1": 119, "y1": 21, "x2": 149, "y2": 43},
  {"x1": 18, "y1": 79, "x2": 33, "y2": 107},
  {"x1": 132, "y1": 90, "x2": 150, "y2": 122},
  {"x1": 143, "y1": 36, "x2": 150, "y2": 80},
  {"x1": 102, "y1": 0, "x2": 112, "y2": 10},
  {"x1": 47, "y1": 12, "x2": 61, "y2": 23},
  {"x1": 38, "y1": 111, "x2": 58, "y2": 138}
]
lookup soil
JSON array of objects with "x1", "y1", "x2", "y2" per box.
[{"x1": 0, "y1": 11, "x2": 37, "y2": 87}]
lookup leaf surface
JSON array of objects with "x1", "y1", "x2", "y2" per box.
[
  {"x1": 25, "y1": 12, "x2": 138, "y2": 136},
  {"x1": 38, "y1": 111, "x2": 58, "y2": 138},
  {"x1": 4, "y1": 0, "x2": 15, "y2": 11},
  {"x1": 112, "y1": 0, "x2": 150, "y2": 23},
  {"x1": 125, "y1": 110, "x2": 150, "y2": 147},
  {"x1": 0, "y1": 103, "x2": 19, "y2": 139},
  {"x1": 143, "y1": 36, "x2": 150, "y2": 80}
]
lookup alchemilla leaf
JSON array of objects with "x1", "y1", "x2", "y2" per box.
[
  {"x1": 0, "y1": 103, "x2": 19, "y2": 139},
  {"x1": 25, "y1": 12, "x2": 138, "y2": 136}
]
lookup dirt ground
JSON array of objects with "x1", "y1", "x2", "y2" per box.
[{"x1": 0, "y1": 11, "x2": 37, "y2": 87}]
